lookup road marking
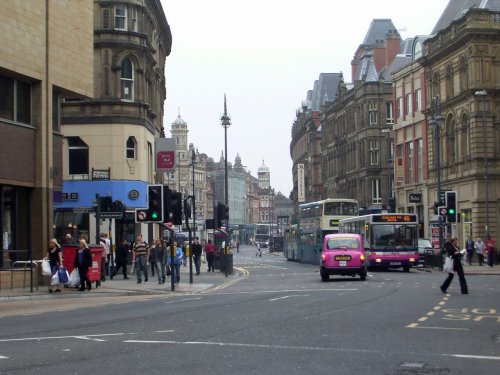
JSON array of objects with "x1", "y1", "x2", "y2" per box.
[
  {"x1": 155, "y1": 330, "x2": 174, "y2": 333},
  {"x1": 406, "y1": 324, "x2": 469, "y2": 331},
  {"x1": 0, "y1": 355, "x2": 8, "y2": 359},
  {"x1": 0, "y1": 333, "x2": 134, "y2": 343},
  {"x1": 75, "y1": 336, "x2": 107, "y2": 342},
  {"x1": 269, "y1": 294, "x2": 309, "y2": 302},
  {"x1": 447, "y1": 354, "x2": 500, "y2": 361},
  {"x1": 164, "y1": 297, "x2": 202, "y2": 304}
]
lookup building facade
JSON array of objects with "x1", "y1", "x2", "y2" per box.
[
  {"x1": 0, "y1": 0, "x2": 94, "y2": 262},
  {"x1": 55, "y1": 0, "x2": 171, "y2": 245}
]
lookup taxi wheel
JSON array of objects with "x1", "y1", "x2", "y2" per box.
[
  {"x1": 321, "y1": 273, "x2": 329, "y2": 282},
  {"x1": 359, "y1": 273, "x2": 366, "y2": 281}
]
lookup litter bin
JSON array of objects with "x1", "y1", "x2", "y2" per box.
[{"x1": 219, "y1": 253, "x2": 233, "y2": 274}]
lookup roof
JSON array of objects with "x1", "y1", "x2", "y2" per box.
[
  {"x1": 362, "y1": 19, "x2": 399, "y2": 45},
  {"x1": 311, "y1": 73, "x2": 343, "y2": 111},
  {"x1": 432, "y1": 0, "x2": 500, "y2": 34}
]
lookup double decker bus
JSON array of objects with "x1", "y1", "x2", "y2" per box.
[
  {"x1": 254, "y1": 223, "x2": 271, "y2": 247},
  {"x1": 339, "y1": 214, "x2": 419, "y2": 272},
  {"x1": 285, "y1": 198, "x2": 358, "y2": 264}
]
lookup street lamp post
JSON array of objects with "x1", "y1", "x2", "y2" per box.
[
  {"x1": 475, "y1": 90, "x2": 489, "y2": 237},
  {"x1": 188, "y1": 147, "x2": 196, "y2": 284},
  {"x1": 429, "y1": 95, "x2": 444, "y2": 253},
  {"x1": 220, "y1": 94, "x2": 231, "y2": 278}
]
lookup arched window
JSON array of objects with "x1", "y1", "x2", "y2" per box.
[
  {"x1": 460, "y1": 113, "x2": 471, "y2": 159},
  {"x1": 126, "y1": 136, "x2": 136, "y2": 159},
  {"x1": 432, "y1": 71, "x2": 440, "y2": 100},
  {"x1": 446, "y1": 118, "x2": 457, "y2": 164},
  {"x1": 445, "y1": 64, "x2": 453, "y2": 100},
  {"x1": 121, "y1": 58, "x2": 134, "y2": 101},
  {"x1": 459, "y1": 57, "x2": 468, "y2": 92}
]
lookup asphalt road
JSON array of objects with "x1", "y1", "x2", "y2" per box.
[{"x1": 0, "y1": 245, "x2": 499, "y2": 374}]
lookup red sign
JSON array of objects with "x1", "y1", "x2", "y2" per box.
[{"x1": 156, "y1": 151, "x2": 175, "y2": 170}]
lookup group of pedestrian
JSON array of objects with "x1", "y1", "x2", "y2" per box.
[{"x1": 464, "y1": 236, "x2": 496, "y2": 267}]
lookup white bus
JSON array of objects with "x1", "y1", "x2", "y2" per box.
[{"x1": 339, "y1": 213, "x2": 419, "y2": 272}]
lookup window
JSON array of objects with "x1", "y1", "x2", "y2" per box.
[
  {"x1": 369, "y1": 139, "x2": 379, "y2": 165},
  {"x1": 445, "y1": 64, "x2": 453, "y2": 99},
  {"x1": 415, "y1": 89, "x2": 421, "y2": 111},
  {"x1": 405, "y1": 93, "x2": 412, "y2": 116},
  {"x1": 67, "y1": 137, "x2": 89, "y2": 176},
  {"x1": 459, "y1": 57, "x2": 468, "y2": 92},
  {"x1": 461, "y1": 114, "x2": 471, "y2": 158},
  {"x1": 406, "y1": 142, "x2": 414, "y2": 183},
  {"x1": 417, "y1": 139, "x2": 423, "y2": 182},
  {"x1": 126, "y1": 136, "x2": 136, "y2": 159},
  {"x1": 120, "y1": 58, "x2": 134, "y2": 101},
  {"x1": 0, "y1": 74, "x2": 31, "y2": 124},
  {"x1": 131, "y1": 7, "x2": 138, "y2": 32},
  {"x1": 386, "y1": 102, "x2": 393, "y2": 125},
  {"x1": 397, "y1": 97, "x2": 403, "y2": 119},
  {"x1": 115, "y1": 5, "x2": 127, "y2": 30},
  {"x1": 371, "y1": 179, "x2": 381, "y2": 204},
  {"x1": 368, "y1": 101, "x2": 377, "y2": 125},
  {"x1": 447, "y1": 119, "x2": 457, "y2": 164}
]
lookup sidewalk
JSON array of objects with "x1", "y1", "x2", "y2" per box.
[
  {"x1": 419, "y1": 263, "x2": 500, "y2": 275},
  {"x1": 0, "y1": 265, "x2": 245, "y2": 301}
]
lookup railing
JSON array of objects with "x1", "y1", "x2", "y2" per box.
[{"x1": 0, "y1": 249, "x2": 39, "y2": 292}]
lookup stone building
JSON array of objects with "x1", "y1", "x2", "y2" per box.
[
  {"x1": 55, "y1": 0, "x2": 171, "y2": 244},
  {"x1": 0, "y1": 0, "x2": 93, "y2": 262},
  {"x1": 322, "y1": 20, "x2": 402, "y2": 213}
]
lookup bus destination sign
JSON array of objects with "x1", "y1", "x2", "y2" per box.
[{"x1": 373, "y1": 214, "x2": 417, "y2": 223}]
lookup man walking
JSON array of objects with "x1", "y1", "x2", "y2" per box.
[
  {"x1": 465, "y1": 236, "x2": 474, "y2": 265},
  {"x1": 192, "y1": 237, "x2": 203, "y2": 275},
  {"x1": 132, "y1": 234, "x2": 149, "y2": 283},
  {"x1": 474, "y1": 237, "x2": 485, "y2": 266}
]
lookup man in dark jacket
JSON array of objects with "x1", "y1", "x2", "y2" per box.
[
  {"x1": 191, "y1": 238, "x2": 203, "y2": 275},
  {"x1": 113, "y1": 238, "x2": 130, "y2": 279}
]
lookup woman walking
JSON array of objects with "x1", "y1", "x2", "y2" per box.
[
  {"x1": 74, "y1": 239, "x2": 92, "y2": 291},
  {"x1": 45, "y1": 238, "x2": 62, "y2": 293},
  {"x1": 440, "y1": 237, "x2": 468, "y2": 294}
]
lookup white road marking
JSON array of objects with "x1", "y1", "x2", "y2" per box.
[
  {"x1": 269, "y1": 294, "x2": 309, "y2": 302},
  {"x1": 0, "y1": 333, "x2": 133, "y2": 343},
  {"x1": 448, "y1": 354, "x2": 500, "y2": 361},
  {"x1": 154, "y1": 330, "x2": 174, "y2": 333},
  {"x1": 164, "y1": 297, "x2": 202, "y2": 304},
  {"x1": 0, "y1": 355, "x2": 8, "y2": 359},
  {"x1": 406, "y1": 324, "x2": 469, "y2": 331}
]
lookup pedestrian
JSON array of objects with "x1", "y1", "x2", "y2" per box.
[
  {"x1": 440, "y1": 237, "x2": 468, "y2": 294},
  {"x1": 167, "y1": 241, "x2": 182, "y2": 283},
  {"x1": 182, "y1": 241, "x2": 187, "y2": 266},
  {"x1": 74, "y1": 238, "x2": 92, "y2": 291},
  {"x1": 132, "y1": 234, "x2": 149, "y2": 283},
  {"x1": 465, "y1": 236, "x2": 474, "y2": 265},
  {"x1": 45, "y1": 238, "x2": 62, "y2": 293},
  {"x1": 192, "y1": 237, "x2": 203, "y2": 275},
  {"x1": 486, "y1": 236, "x2": 496, "y2": 268},
  {"x1": 151, "y1": 238, "x2": 166, "y2": 284},
  {"x1": 474, "y1": 237, "x2": 485, "y2": 266},
  {"x1": 62, "y1": 233, "x2": 76, "y2": 245},
  {"x1": 204, "y1": 239, "x2": 216, "y2": 272},
  {"x1": 149, "y1": 240, "x2": 156, "y2": 277},
  {"x1": 236, "y1": 241, "x2": 240, "y2": 253},
  {"x1": 113, "y1": 238, "x2": 130, "y2": 279},
  {"x1": 99, "y1": 233, "x2": 110, "y2": 281}
]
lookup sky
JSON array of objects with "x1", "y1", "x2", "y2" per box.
[{"x1": 161, "y1": 0, "x2": 450, "y2": 197}]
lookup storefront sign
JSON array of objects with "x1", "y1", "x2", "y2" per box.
[
  {"x1": 409, "y1": 193, "x2": 422, "y2": 203},
  {"x1": 92, "y1": 169, "x2": 110, "y2": 180}
]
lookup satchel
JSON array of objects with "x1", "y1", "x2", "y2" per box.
[
  {"x1": 42, "y1": 260, "x2": 52, "y2": 276},
  {"x1": 443, "y1": 256, "x2": 454, "y2": 274}
]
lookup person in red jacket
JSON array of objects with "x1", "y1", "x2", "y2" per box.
[{"x1": 204, "y1": 239, "x2": 217, "y2": 273}]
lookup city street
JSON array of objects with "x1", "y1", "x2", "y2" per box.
[{"x1": 0, "y1": 244, "x2": 499, "y2": 374}]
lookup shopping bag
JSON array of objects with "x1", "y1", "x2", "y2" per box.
[
  {"x1": 443, "y1": 256, "x2": 454, "y2": 274},
  {"x1": 68, "y1": 269, "x2": 80, "y2": 287},
  {"x1": 51, "y1": 272, "x2": 60, "y2": 286},
  {"x1": 42, "y1": 260, "x2": 52, "y2": 276},
  {"x1": 58, "y1": 266, "x2": 69, "y2": 284}
]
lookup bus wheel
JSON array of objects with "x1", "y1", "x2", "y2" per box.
[{"x1": 403, "y1": 266, "x2": 410, "y2": 272}]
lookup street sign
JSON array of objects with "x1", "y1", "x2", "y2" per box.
[
  {"x1": 100, "y1": 212, "x2": 124, "y2": 219},
  {"x1": 73, "y1": 206, "x2": 94, "y2": 213},
  {"x1": 439, "y1": 206, "x2": 447, "y2": 216}
]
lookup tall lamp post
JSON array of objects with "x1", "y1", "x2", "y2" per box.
[
  {"x1": 188, "y1": 146, "x2": 196, "y2": 284},
  {"x1": 220, "y1": 94, "x2": 231, "y2": 278},
  {"x1": 475, "y1": 90, "x2": 489, "y2": 237},
  {"x1": 429, "y1": 95, "x2": 444, "y2": 252}
]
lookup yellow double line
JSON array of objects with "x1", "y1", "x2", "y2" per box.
[{"x1": 202, "y1": 267, "x2": 249, "y2": 293}]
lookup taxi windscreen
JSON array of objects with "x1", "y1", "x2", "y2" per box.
[{"x1": 326, "y1": 238, "x2": 359, "y2": 250}]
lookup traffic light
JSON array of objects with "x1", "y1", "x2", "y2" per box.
[
  {"x1": 216, "y1": 202, "x2": 224, "y2": 228},
  {"x1": 147, "y1": 184, "x2": 163, "y2": 222},
  {"x1": 223, "y1": 204, "x2": 229, "y2": 220},
  {"x1": 445, "y1": 191, "x2": 457, "y2": 223},
  {"x1": 184, "y1": 197, "x2": 192, "y2": 220},
  {"x1": 167, "y1": 190, "x2": 182, "y2": 225},
  {"x1": 99, "y1": 196, "x2": 113, "y2": 212}
]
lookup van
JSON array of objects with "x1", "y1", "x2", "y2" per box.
[{"x1": 320, "y1": 233, "x2": 367, "y2": 281}]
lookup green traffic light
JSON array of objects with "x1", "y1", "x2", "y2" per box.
[
  {"x1": 151, "y1": 212, "x2": 158, "y2": 219},
  {"x1": 449, "y1": 209, "x2": 455, "y2": 214}
]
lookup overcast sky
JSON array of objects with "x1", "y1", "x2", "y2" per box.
[{"x1": 161, "y1": 0, "x2": 449, "y2": 197}]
